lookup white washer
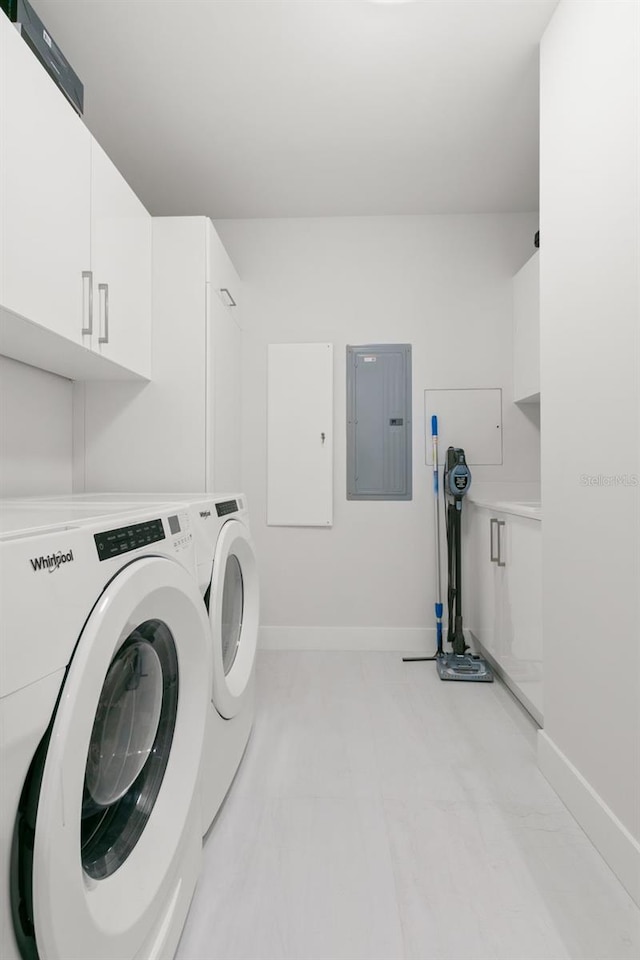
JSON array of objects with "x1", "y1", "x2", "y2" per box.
[
  {"x1": 0, "y1": 501, "x2": 210, "y2": 960},
  {"x1": 17, "y1": 493, "x2": 260, "y2": 835}
]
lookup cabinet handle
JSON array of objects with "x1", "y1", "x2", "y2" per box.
[
  {"x1": 497, "y1": 520, "x2": 506, "y2": 567},
  {"x1": 220, "y1": 287, "x2": 236, "y2": 307},
  {"x1": 81, "y1": 271, "x2": 93, "y2": 335},
  {"x1": 98, "y1": 283, "x2": 110, "y2": 344},
  {"x1": 490, "y1": 518, "x2": 499, "y2": 562}
]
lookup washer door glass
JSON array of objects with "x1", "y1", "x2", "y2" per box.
[
  {"x1": 221, "y1": 554, "x2": 243, "y2": 675},
  {"x1": 81, "y1": 619, "x2": 178, "y2": 880}
]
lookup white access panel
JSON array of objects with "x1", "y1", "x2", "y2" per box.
[
  {"x1": 424, "y1": 388, "x2": 503, "y2": 465},
  {"x1": 267, "y1": 342, "x2": 333, "y2": 527}
]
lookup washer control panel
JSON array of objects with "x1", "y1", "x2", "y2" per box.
[{"x1": 95, "y1": 518, "x2": 165, "y2": 560}]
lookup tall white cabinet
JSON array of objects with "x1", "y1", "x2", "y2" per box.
[
  {"x1": 78, "y1": 218, "x2": 242, "y2": 493},
  {"x1": 513, "y1": 252, "x2": 540, "y2": 403}
]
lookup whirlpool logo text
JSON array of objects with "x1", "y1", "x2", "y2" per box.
[{"x1": 30, "y1": 549, "x2": 74, "y2": 573}]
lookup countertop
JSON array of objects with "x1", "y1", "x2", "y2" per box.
[{"x1": 466, "y1": 482, "x2": 542, "y2": 521}]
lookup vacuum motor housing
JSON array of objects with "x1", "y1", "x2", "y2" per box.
[{"x1": 444, "y1": 447, "x2": 471, "y2": 502}]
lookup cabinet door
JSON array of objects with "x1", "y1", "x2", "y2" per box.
[
  {"x1": 497, "y1": 515, "x2": 543, "y2": 719},
  {"x1": 513, "y1": 252, "x2": 540, "y2": 402},
  {"x1": 90, "y1": 139, "x2": 151, "y2": 377},
  {"x1": 0, "y1": 15, "x2": 91, "y2": 342},
  {"x1": 206, "y1": 220, "x2": 240, "y2": 308},
  {"x1": 465, "y1": 506, "x2": 497, "y2": 655},
  {"x1": 206, "y1": 287, "x2": 242, "y2": 491}
]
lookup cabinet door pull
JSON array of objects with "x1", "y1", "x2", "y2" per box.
[
  {"x1": 220, "y1": 287, "x2": 236, "y2": 307},
  {"x1": 98, "y1": 283, "x2": 110, "y2": 344},
  {"x1": 490, "y1": 518, "x2": 499, "y2": 562},
  {"x1": 497, "y1": 520, "x2": 506, "y2": 567},
  {"x1": 81, "y1": 271, "x2": 93, "y2": 335}
]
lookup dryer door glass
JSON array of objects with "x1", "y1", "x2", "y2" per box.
[
  {"x1": 81, "y1": 619, "x2": 178, "y2": 880},
  {"x1": 221, "y1": 554, "x2": 243, "y2": 675}
]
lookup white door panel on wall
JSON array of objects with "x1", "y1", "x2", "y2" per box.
[
  {"x1": 424, "y1": 388, "x2": 502, "y2": 465},
  {"x1": 267, "y1": 342, "x2": 333, "y2": 526}
]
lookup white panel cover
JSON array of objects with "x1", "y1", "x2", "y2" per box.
[
  {"x1": 424, "y1": 388, "x2": 502, "y2": 465},
  {"x1": 267, "y1": 343, "x2": 333, "y2": 526}
]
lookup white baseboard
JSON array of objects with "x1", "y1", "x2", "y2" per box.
[
  {"x1": 258, "y1": 626, "x2": 435, "y2": 653},
  {"x1": 538, "y1": 730, "x2": 640, "y2": 906}
]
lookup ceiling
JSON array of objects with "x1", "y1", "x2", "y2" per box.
[{"x1": 32, "y1": 0, "x2": 558, "y2": 219}]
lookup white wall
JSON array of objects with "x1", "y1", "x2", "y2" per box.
[
  {"x1": 216, "y1": 213, "x2": 539, "y2": 649},
  {"x1": 539, "y1": 0, "x2": 639, "y2": 902},
  {"x1": 0, "y1": 356, "x2": 73, "y2": 497}
]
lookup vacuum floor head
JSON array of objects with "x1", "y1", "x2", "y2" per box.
[{"x1": 436, "y1": 653, "x2": 494, "y2": 682}]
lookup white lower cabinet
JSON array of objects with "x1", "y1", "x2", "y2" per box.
[
  {"x1": 79, "y1": 217, "x2": 242, "y2": 492},
  {"x1": 465, "y1": 503, "x2": 543, "y2": 723}
]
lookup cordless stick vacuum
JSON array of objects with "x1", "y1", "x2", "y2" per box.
[
  {"x1": 403, "y1": 425, "x2": 492, "y2": 681},
  {"x1": 436, "y1": 447, "x2": 493, "y2": 682}
]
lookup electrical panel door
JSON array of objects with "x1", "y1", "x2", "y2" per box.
[{"x1": 347, "y1": 344, "x2": 412, "y2": 500}]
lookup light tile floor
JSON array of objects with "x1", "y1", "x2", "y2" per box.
[{"x1": 176, "y1": 652, "x2": 640, "y2": 960}]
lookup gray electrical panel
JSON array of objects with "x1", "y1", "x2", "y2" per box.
[{"x1": 346, "y1": 344, "x2": 412, "y2": 500}]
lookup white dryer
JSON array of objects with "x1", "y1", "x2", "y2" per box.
[
  {"x1": 18, "y1": 493, "x2": 260, "y2": 835},
  {"x1": 0, "y1": 501, "x2": 210, "y2": 960}
]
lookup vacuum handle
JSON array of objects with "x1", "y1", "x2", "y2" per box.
[{"x1": 490, "y1": 518, "x2": 499, "y2": 562}]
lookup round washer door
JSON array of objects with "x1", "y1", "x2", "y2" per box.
[
  {"x1": 209, "y1": 519, "x2": 259, "y2": 719},
  {"x1": 29, "y1": 556, "x2": 209, "y2": 960}
]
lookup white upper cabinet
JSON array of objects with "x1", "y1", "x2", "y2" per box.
[
  {"x1": 513, "y1": 251, "x2": 540, "y2": 403},
  {"x1": 90, "y1": 140, "x2": 152, "y2": 378},
  {"x1": 0, "y1": 13, "x2": 151, "y2": 380},
  {"x1": 0, "y1": 12, "x2": 91, "y2": 344}
]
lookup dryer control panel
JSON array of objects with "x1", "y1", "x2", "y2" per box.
[{"x1": 215, "y1": 499, "x2": 238, "y2": 517}]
